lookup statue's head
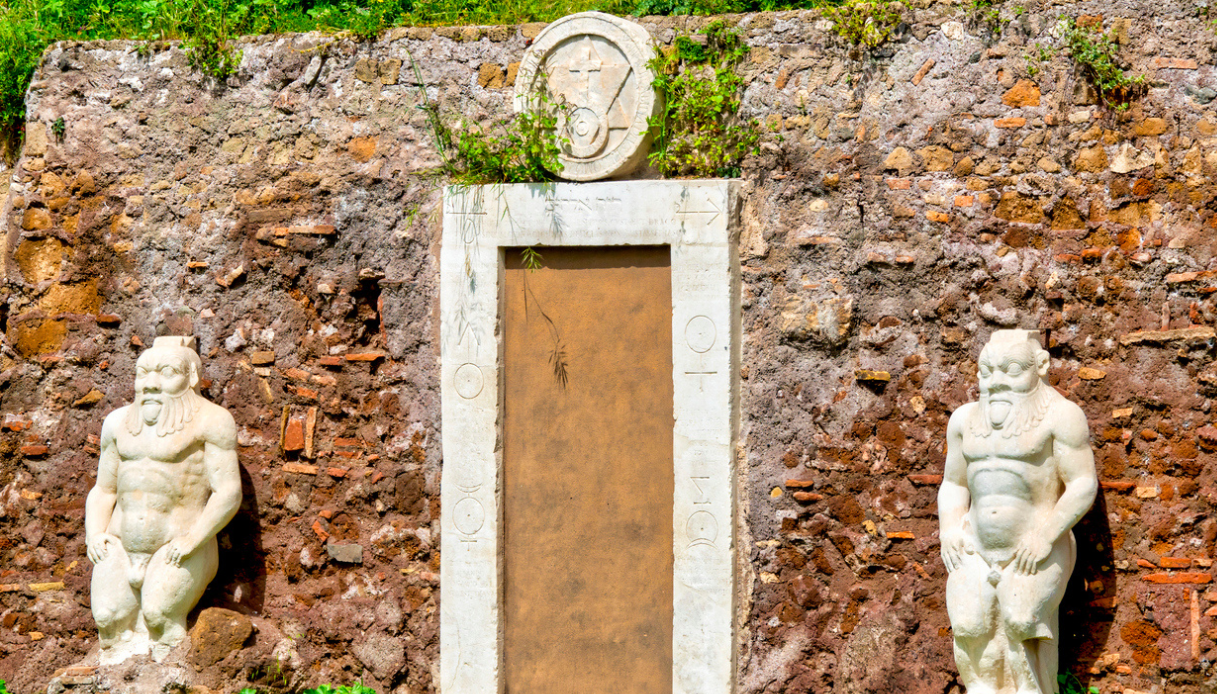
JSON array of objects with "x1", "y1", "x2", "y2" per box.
[
  {"x1": 128, "y1": 336, "x2": 204, "y2": 435},
  {"x1": 977, "y1": 329, "x2": 1049, "y2": 404}
]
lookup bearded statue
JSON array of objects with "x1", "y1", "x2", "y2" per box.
[
  {"x1": 85, "y1": 336, "x2": 242, "y2": 664},
  {"x1": 939, "y1": 330, "x2": 1098, "y2": 694}
]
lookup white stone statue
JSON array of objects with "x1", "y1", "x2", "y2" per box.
[
  {"x1": 85, "y1": 336, "x2": 242, "y2": 664},
  {"x1": 939, "y1": 330, "x2": 1098, "y2": 694}
]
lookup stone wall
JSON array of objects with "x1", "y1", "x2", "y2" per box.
[{"x1": 2, "y1": 1, "x2": 1217, "y2": 692}]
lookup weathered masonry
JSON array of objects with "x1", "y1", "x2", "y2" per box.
[{"x1": 4, "y1": 1, "x2": 1217, "y2": 693}]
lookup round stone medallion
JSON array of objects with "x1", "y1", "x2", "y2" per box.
[{"x1": 513, "y1": 12, "x2": 658, "y2": 181}]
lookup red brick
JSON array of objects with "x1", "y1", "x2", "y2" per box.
[
  {"x1": 793, "y1": 491, "x2": 823, "y2": 502},
  {"x1": 283, "y1": 367, "x2": 311, "y2": 381},
  {"x1": 995, "y1": 117, "x2": 1026, "y2": 129},
  {"x1": 887, "y1": 531, "x2": 915, "y2": 540},
  {"x1": 908, "y1": 474, "x2": 943, "y2": 485},
  {"x1": 311, "y1": 519, "x2": 330, "y2": 541},
  {"x1": 250, "y1": 350, "x2": 275, "y2": 366},
  {"x1": 911, "y1": 58, "x2": 935, "y2": 86},
  {"x1": 20, "y1": 445, "x2": 48, "y2": 457},
  {"x1": 886, "y1": 178, "x2": 911, "y2": 190},
  {"x1": 926, "y1": 211, "x2": 951, "y2": 223},
  {"x1": 327, "y1": 467, "x2": 350, "y2": 478},
  {"x1": 1153, "y1": 57, "x2": 1198, "y2": 69},
  {"x1": 283, "y1": 462, "x2": 318, "y2": 475},
  {"x1": 283, "y1": 417, "x2": 305, "y2": 451},
  {"x1": 289, "y1": 386, "x2": 319, "y2": 400},
  {"x1": 1143, "y1": 572, "x2": 1211, "y2": 584},
  {"x1": 1101, "y1": 480, "x2": 1136, "y2": 491},
  {"x1": 1161, "y1": 557, "x2": 1192, "y2": 569},
  {"x1": 318, "y1": 356, "x2": 343, "y2": 367},
  {"x1": 345, "y1": 353, "x2": 385, "y2": 362}
]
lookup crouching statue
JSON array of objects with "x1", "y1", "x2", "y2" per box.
[
  {"x1": 86, "y1": 336, "x2": 242, "y2": 664},
  {"x1": 939, "y1": 330, "x2": 1098, "y2": 694}
]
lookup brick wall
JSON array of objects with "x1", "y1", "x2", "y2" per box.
[{"x1": 2, "y1": 1, "x2": 1217, "y2": 692}]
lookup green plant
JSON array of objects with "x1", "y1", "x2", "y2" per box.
[
  {"x1": 1057, "y1": 673, "x2": 1099, "y2": 694},
  {"x1": 181, "y1": 0, "x2": 242, "y2": 81},
  {"x1": 1059, "y1": 15, "x2": 1146, "y2": 110},
  {"x1": 432, "y1": 85, "x2": 569, "y2": 185},
  {"x1": 821, "y1": 0, "x2": 903, "y2": 49},
  {"x1": 520, "y1": 246, "x2": 543, "y2": 271},
  {"x1": 1024, "y1": 42, "x2": 1051, "y2": 77},
  {"x1": 646, "y1": 20, "x2": 759, "y2": 177},
  {"x1": 971, "y1": 0, "x2": 1003, "y2": 35},
  {"x1": 51, "y1": 115, "x2": 65, "y2": 140},
  {"x1": 0, "y1": 678, "x2": 11, "y2": 694}
]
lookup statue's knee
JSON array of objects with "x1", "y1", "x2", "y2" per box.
[
  {"x1": 951, "y1": 616, "x2": 991, "y2": 642},
  {"x1": 93, "y1": 603, "x2": 122, "y2": 629},
  {"x1": 948, "y1": 592, "x2": 991, "y2": 641},
  {"x1": 1001, "y1": 608, "x2": 1042, "y2": 642}
]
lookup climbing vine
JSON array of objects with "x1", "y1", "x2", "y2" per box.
[
  {"x1": 821, "y1": 0, "x2": 903, "y2": 49},
  {"x1": 646, "y1": 20, "x2": 759, "y2": 178},
  {"x1": 1058, "y1": 16, "x2": 1146, "y2": 110}
]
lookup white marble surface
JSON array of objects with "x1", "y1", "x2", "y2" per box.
[
  {"x1": 513, "y1": 12, "x2": 658, "y2": 181},
  {"x1": 939, "y1": 330, "x2": 1098, "y2": 694},
  {"x1": 440, "y1": 180, "x2": 740, "y2": 694},
  {"x1": 85, "y1": 336, "x2": 242, "y2": 664}
]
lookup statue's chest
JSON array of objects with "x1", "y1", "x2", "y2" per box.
[
  {"x1": 962, "y1": 422, "x2": 1053, "y2": 463},
  {"x1": 115, "y1": 428, "x2": 203, "y2": 463}
]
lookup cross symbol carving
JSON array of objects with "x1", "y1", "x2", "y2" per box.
[{"x1": 567, "y1": 37, "x2": 603, "y2": 102}]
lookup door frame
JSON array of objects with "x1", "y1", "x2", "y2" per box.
[{"x1": 439, "y1": 180, "x2": 740, "y2": 694}]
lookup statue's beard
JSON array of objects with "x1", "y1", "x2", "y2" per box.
[
  {"x1": 971, "y1": 385, "x2": 1052, "y2": 439},
  {"x1": 985, "y1": 391, "x2": 1023, "y2": 428},
  {"x1": 126, "y1": 390, "x2": 204, "y2": 437}
]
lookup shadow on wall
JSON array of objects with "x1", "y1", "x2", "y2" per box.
[
  {"x1": 1061, "y1": 492, "x2": 1115, "y2": 687},
  {"x1": 198, "y1": 463, "x2": 267, "y2": 616}
]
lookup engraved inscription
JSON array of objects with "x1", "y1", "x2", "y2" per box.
[
  {"x1": 454, "y1": 363, "x2": 485, "y2": 399},
  {"x1": 454, "y1": 496, "x2": 486, "y2": 536},
  {"x1": 691, "y1": 476, "x2": 711, "y2": 505},
  {"x1": 685, "y1": 371, "x2": 718, "y2": 392},
  {"x1": 685, "y1": 315, "x2": 716, "y2": 353},
  {"x1": 686, "y1": 510, "x2": 718, "y2": 548}
]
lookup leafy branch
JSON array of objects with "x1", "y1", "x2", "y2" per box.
[
  {"x1": 1058, "y1": 15, "x2": 1146, "y2": 110},
  {"x1": 647, "y1": 20, "x2": 759, "y2": 178}
]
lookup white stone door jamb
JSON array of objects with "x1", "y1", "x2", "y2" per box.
[{"x1": 439, "y1": 180, "x2": 740, "y2": 694}]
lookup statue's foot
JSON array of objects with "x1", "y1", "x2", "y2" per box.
[
  {"x1": 150, "y1": 641, "x2": 171, "y2": 663},
  {"x1": 99, "y1": 634, "x2": 150, "y2": 666}
]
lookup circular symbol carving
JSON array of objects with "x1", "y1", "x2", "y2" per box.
[
  {"x1": 685, "y1": 315, "x2": 716, "y2": 353},
  {"x1": 454, "y1": 363, "x2": 484, "y2": 399},
  {"x1": 454, "y1": 497, "x2": 486, "y2": 535},
  {"x1": 567, "y1": 107, "x2": 608, "y2": 158},
  {"x1": 686, "y1": 510, "x2": 718, "y2": 547},
  {"x1": 513, "y1": 12, "x2": 659, "y2": 181}
]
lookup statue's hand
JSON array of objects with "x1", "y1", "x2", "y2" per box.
[
  {"x1": 1012, "y1": 534, "x2": 1052, "y2": 575},
  {"x1": 940, "y1": 529, "x2": 973, "y2": 573},
  {"x1": 87, "y1": 533, "x2": 119, "y2": 564},
  {"x1": 164, "y1": 537, "x2": 198, "y2": 567}
]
